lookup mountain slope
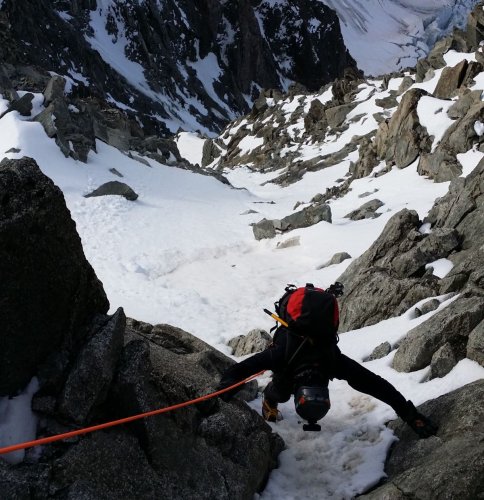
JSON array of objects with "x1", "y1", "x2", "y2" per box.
[
  {"x1": 0, "y1": 0, "x2": 356, "y2": 135},
  {"x1": 1, "y1": 2, "x2": 484, "y2": 499},
  {"x1": 321, "y1": 0, "x2": 480, "y2": 76}
]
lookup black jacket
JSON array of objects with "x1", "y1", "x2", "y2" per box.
[{"x1": 219, "y1": 326, "x2": 340, "y2": 388}]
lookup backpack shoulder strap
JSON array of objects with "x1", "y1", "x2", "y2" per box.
[{"x1": 274, "y1": 284, "x2": 297, "y2": 322}]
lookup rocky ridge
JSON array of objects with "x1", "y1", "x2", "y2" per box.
[
  {"x1": 205, "y1": 3, "x2": 484, "y2": 242},
  {"x1": 0, "y1": 0, "x2": 356, "y2": 135},
  {"x1": 0, "y1": 158, "x2": 283, "y2": 499}
]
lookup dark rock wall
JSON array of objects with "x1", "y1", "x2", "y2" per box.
[
  {"x1": 0, "y1": 0, "x2": 357, "y2": 134},
  {"x1": 337, "y1": 157, "x2": 484, "y2": 334},
  {"x1": 256, "y1": 0, "x2": 354, "y2": 91},
  {"x1": 0, "y1": 157, "x2": 109, "y2": 396}
]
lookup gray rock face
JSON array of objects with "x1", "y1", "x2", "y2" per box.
[
  {"x1": 0, "y1": 92, "x2": 34, "y2": 118},
  {"x1": 417, "y1": 149, "x2": 462, "y2": 182},
  {"x1": 277, "y1": 202, "x2": 332, "y2": 230},
  {"x1": 392, "y1": 295, "x2": 484, "y2": 372},
  {"x1": 417, "y1": 30, "x2": 471, "y2": 83},
  {"x1": 467, "y1": 2, "x2": 484, "y2": 49},
  {"x1": 318, "y1": 252, "x2": 352, "y2": 269},
  {"x1": 325, "y1": 102, "x2": 356, "y2": 128},
  {"x1": 3, "y1": 306, "x2": 281, "y2": 498},
  {"x1": 462, "y1": 61, "x2": 484, "y2": 88},
  {"x1": 336, "y1": 210, "x2": 444, "y2": 331},
  {"x1": 35, "y1": 97, "x2": 96, "y2": 162},
  {"x1": 337, "y1": 141, "x2": 484, "y2": 333},
  {"x1": 390, "y1": 228, "x2": 460, "y2": 278},
  {"x1": 414, "y1": 298, "x2": 441, "y2": 317},
  {"x1": 105, "y1": 322, "x2": 281, "y2": 497},
  {"x1": 0, "y1": 157, "x2": 109, "y2": 396},
  {"x1": 397, "y1": 76, "x2": 414, "y2": 95},
  {"x1": 85, "y1": 181, "x2": 139, "y2": 201},
  {"x1": 201, "y1": 139, "x2": 222, "y2": 167},
  {"x1": 447, "y1": 89, "x2": 482, "y2": 119},
  {"x1": 253, "y1": 218, "x2": 277, "y2": 240},
  {"x1": 426, "y1": 159, "x2": 483, "y2": 241},
  {"x1": 0, "y1": 157, "x2": 283, "y2": 497},
  {"x1": 228, "y1": 329, "x2": 272, "y2": 356},
  {"x1": 467, "y1": 320, "x2": 484, "y2": 367},
  {"x1": 366, "y1": 341, "x2": 392, "y2": 361},
  {"x1": 49, "y1": 431, "x2": 168, "y2": 498},
  {"x1": 361, "y1": 380, "x2": 484, "y2": 500},
  {"x1": 433, "y1": 60, "x2": 469, "y2": 99},
  {"x1": 349, "y1": 137, "x2": 378, "y2": 179},
  {"x1": 425, "y1": 157, "x2": 484, "y2": 295},
  {"x1": 344, "y1": 199, "x2": 384, "y2": 220},
  {"x1": 58, "y1": 308, "x2": 126, "y2": 423},
  {"x1": 438, "y1": 101, "x2": 484, "y2": 155},
  {"x1": 253, "y1": 203, "x2": 331, "y2": 240},
  {"x1": 304, "y1": 98, "x2": 328, "y2": 135},
  {"x1": 428, "y1": 342, "x2": 457, "y2": 379},
  {"x1": 43, "y1": 75, "x2": 66, "y2": 106},
  {"x1": 375, "y1": 95, "x2": 398, "y2": 109},
  {"x1": 0, "y1": 0, "x2": 356, "y2": 134},
  {"x1": 375, "y1": 88, "x2": 432, "y2": 168}
]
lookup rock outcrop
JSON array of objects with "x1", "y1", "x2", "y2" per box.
[
  {"x1": 85, "y1": 181, "x2": 139, "y2": 201},
  {"x1": 425, "y1": 156, "x2": 484, "y2": 295},
  {"x1": 0, "y1": 0, "x2": 356, "y2": 134},
  {"x1": 374, "y1": 88, "x2": 432, "y2": 169},
  {"x1": 344, "y1": 199, "x2": 384, "y2": 220},
  {"x1": 392, "y1": 294, "x2": 484, "y2": 372},
  {"x1": 336, "y1": 210, "x2": 455, "y2": 332},
  {"x1": 317, "y1": 252, "x2": 352, "y2": 269},
  {"x1": 0, "y1": 157, "x2": 109, "y2": 396},
  {"x1": 365, "y1": 341, "x2": 392, "y2": 361},
  {"x1": 361, "y1": 380, "x2": 484, "y2": 499},
  {"x1": 252, "y1": 203, "x2": 332, "y2": 240},
  {"x1": 0, "y1": 158, "x2": 283, "y2": 499},
  {"x1": 228, "y1": 329, "x2": 272, "y2": 357},
  {"x1": 337, "y1": 153, "x2": 484, "y2": 333}
]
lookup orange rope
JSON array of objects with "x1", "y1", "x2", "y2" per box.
[{"x1": 0, "y1": 370, "x2": 265, "y2": 456}]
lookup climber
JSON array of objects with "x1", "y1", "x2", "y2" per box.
[{"x1": 217, "y1": 283, "x2": 437, "y2": 437}]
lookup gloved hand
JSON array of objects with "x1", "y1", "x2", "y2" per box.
[{"x1": 401, "y1": 401, "x2": 438, "y2": 438}]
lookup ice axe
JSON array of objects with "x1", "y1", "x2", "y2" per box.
[{"x1": 263, "y1": 308, "x2": 289, "y2": 327}]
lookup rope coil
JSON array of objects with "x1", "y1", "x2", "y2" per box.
[{"x1": 0, "y1": 370, "x2": 265, "y2": 456}]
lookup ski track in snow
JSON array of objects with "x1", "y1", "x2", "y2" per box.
[{"x1": 1, "y1": 52, "x2": 484, "y2": 496}]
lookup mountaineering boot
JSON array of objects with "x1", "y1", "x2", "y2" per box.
[
  {"x1": 262, "y1": 397, "x2": 282, "y2": 422},
  {"x1": 401, "y1": 401, "x2": 438, "y2": 438}
]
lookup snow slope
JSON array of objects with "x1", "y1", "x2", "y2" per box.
[
  {"x1": 321, "y1": 0, "x2": 480, "y2": 76},
  {"x1": 1, "y1": 49, "x2": 484, "y2": 495}
]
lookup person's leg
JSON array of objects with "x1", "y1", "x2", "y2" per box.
[
  {"x1": 265, "y1": 372, "x2": 292, "y2": 400},
  {"x1": 262, "y1": 374, "x2": 292, "y2": 421},
  {"x1": 332, "y1": 354, "x2": 408, "y2": 415},
  {"x1": 332, "y1": 354, "x2": 437, "y2": 437}
]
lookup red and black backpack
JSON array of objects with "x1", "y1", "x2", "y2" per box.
[{"x1": 274, "y1": 283, "x2": 341, "y2": 343}]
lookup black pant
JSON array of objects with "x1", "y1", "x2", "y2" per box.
[{"x1": 264, "y1": 354, "x2": 408, "y2": 417}]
